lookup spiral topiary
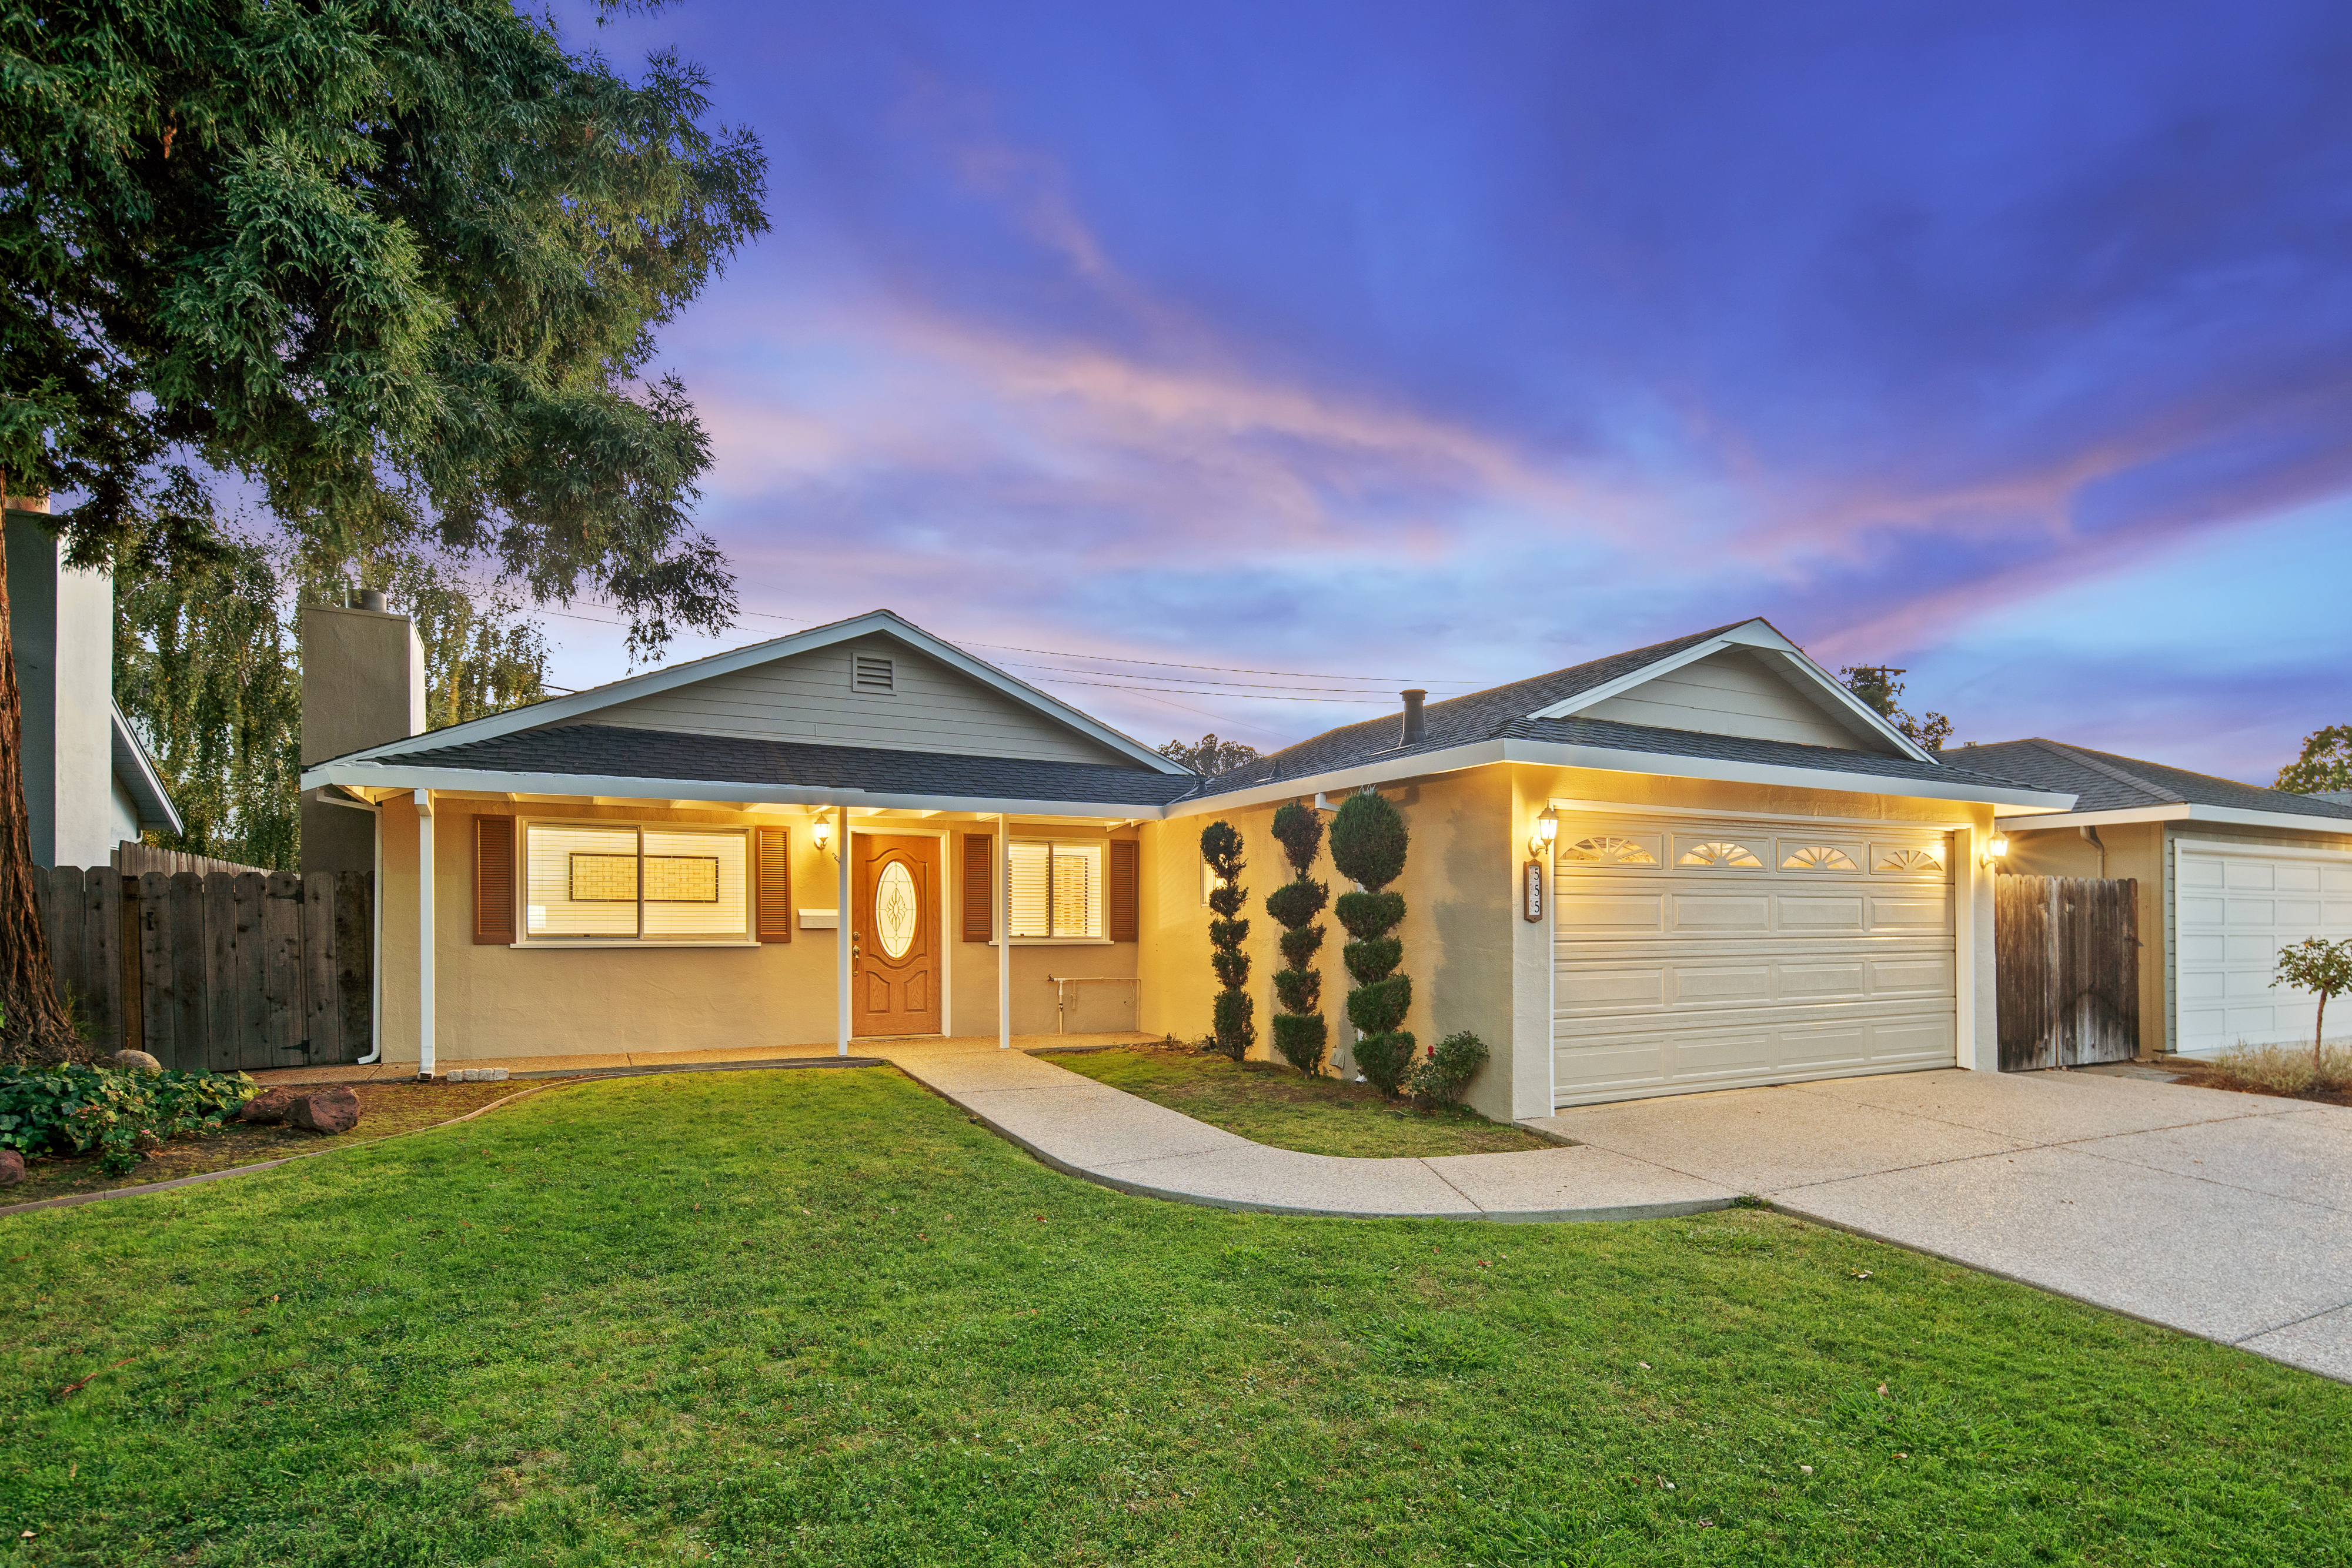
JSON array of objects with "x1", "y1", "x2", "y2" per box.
[
  {"x1": 1264, "y1": 802, "x2": 1330, "y2": 1075},
  {"x1": 1328, "y1": 790, "x2": 1414, "y2": 1096},
  {"x1": 1199, "y1": 820, "x2": 1253, "y2": 1061}
]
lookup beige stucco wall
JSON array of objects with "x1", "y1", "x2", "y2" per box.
[{"x1": 375, "y1": 797, "x2": 1140, "y2": 1065}]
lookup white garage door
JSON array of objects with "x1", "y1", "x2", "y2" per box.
[
  {"x1": 1553, "y1": 813, "x2": 1958, "y2": 1107},
  {"x1": 2174, "y1": 841, "x2": 2352, "y2": 1055}
]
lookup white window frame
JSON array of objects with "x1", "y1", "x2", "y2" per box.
[
  {"x1": 513, "y1": 816, "x2": 759, "y2": 948},
  {"x1": 1004, "y1": 837, "x2": 1111, "y2": 944}
]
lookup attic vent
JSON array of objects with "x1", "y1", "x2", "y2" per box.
[{"x1": 851, "y1": 653, "x2": 896, "y2": 694}]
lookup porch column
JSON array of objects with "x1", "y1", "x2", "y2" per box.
[
  {"x1": 836, "y1": 806, "x2": 851, "y2": 1057},
  {"x1": 414, "y1": 789, "x2": 435, "y2": 1081},
  {"x1": 998, "y1": 811, "x2": 1011, "y2": 1049}
]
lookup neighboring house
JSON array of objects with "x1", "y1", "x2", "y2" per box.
[
  {"x1": 301, "y1": 610, "x2": 2074, "y2": 1121},
  {"x1": 1974, "y1": 740, "x2": 2352, "y2": 1058},
  {"x1": 5, "y1": 508, "x2": 181, "y2": 865}
]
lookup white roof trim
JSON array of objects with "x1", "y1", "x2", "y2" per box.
[
  {"x1": 1995, "y1": 803, "x2": 2352, "y2": 837},
  {"x1": 1162, "y1": 735, "x2": 2074, "y2": 819},
  {"x1": 303, "y1": 763, "x2": 1167, "y2": 821},
  {"x1": 315, "y1": 609, "x2": 1189, "y2": 775},
  {"x1": 1522, "y1": 618, "x2": 1936, "y2": 764},
  {"x1": 110, "y1": 704, "x2": 182, "y2": 836}
]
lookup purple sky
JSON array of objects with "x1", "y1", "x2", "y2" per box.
[{"x1": 547, "y1": 1, "x2": 2352, "y2": 782}]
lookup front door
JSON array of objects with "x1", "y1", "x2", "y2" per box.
[{"x1": 854, "y1": 834, "x2": 942, "y2": 1037}]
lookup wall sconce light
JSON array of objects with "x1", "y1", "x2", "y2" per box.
[
  {"x1": 1982, "y1": 831, "x2": 2009, "y2": 868},
  {"x1": 810, "y1": 815, "x2": 833, "y2": 855},
  {"x1": 1528, "y1": 805, "x2": 1558, "y2": 859}
]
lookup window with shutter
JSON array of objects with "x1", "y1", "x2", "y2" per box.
[
  {"x1": 1108, "y1": 840, "x2": 1138, "y2": 942},
  {"x1": 475, "y1": 815, "x2": 516, "y2": 944},
  {"x1": 756, "y1": 827, "x2": 792, "y2": 942},
  {"x1": 961, "y1": 834, "x2": 993, "y2": 941}
]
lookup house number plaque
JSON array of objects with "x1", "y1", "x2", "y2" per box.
[{"x1": 1522, "y1": 860, "x2": 1544, "y2": 922}]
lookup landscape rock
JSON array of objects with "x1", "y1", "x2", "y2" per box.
[
  {"x1": 108, "y1": 1049, "x2": 163, "y2": 1073},
  {"x1": 0, "y1": 1150, "x2": 22, "y2": 1187},
  {"x1": 235, "y1": 1088, "x2": 299, "y2": 1125},
  {"x1": 290, "y1": 1085, "x2": 362, "y2": 1135}
]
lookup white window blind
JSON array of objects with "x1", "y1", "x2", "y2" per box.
[
  {"x1": 523, "y1": 823, "x2": 750, "y2": 941},
  {"x1": 1007, "y1": 840, "x2": 1104, "y2": 939}
]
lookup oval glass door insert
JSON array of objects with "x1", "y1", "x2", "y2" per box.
[{"x1": 875, "y1": 861, "x2": 918, "y2": 958}]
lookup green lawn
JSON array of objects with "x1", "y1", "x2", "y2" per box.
[
  {"x1": 6, "y1": 1068, "x2": 2349, "y2": 1566},
  {"x1": 1052, "y1": 1046, "x2": 1556, "y2": 1157}
]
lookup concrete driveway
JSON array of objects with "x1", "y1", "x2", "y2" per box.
[{"x1": 1530, "y1": 1068, "x2": 2352, "y2": 1382}]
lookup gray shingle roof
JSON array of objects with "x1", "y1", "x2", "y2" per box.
[
  {"x1": 1496, "y1": 716, "x2": 2054, "y2": 793},
  {"x1": 380, "y1": 724, "x2": 1208, "y2": 807},
  {"x1": 1198, "y1": 623, "x2": 1746, "y2": 795},
  {"x1": 1964, "y1": 739, "x2": 2352, "y2": 820}
]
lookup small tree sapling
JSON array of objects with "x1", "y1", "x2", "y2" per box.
[{"x1": 2272, "y1": 936, "x2": 2352, "y2": 1079}]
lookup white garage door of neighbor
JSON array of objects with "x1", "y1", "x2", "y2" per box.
[
  {"x1": 2174, "y1": 841, "x2": 2352, "y2": 1056},
  {"x1": 1553, "y1": 813, "x2": 1959, "y2": 1108}
]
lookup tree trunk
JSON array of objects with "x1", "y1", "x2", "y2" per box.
[
  {"x1": 0, "y1": 477, "x2": 82, "y2": 1063},
  {"x1": 2318, "y1": 991, "x2": 2329, "y2": 1082}
]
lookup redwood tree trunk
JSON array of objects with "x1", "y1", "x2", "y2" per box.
[{"x1": 0, "y1": 478, "x2": 82, "y2": 1063}]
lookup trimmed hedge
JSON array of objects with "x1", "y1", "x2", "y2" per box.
[
  {"x1": 1200, "y1": 821, "x2": 1254, "y2": 1061},
  {"x1": 1265, "y1": 803, "x2": 1331, "y2": 1075},
  {"x1": 1329, "y1": 791, "x2": 1415, "y2": 1096}
]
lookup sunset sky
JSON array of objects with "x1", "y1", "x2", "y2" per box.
[{"x1": 547, "y1": 1, "x2": 2352, "y2": 782}]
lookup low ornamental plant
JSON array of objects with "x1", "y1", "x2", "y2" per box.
[
  {"x1": 0, "y1": 1065, "x2": 258, "y2": 1175},
  {"x1": 1264, "y1": 803, "x2": 1331, "y2": 1075},
  {"x1": 1409, "y1": 1031, "x2": 1489, "y2": 1106},
  {"x1": 1329, "y1": 790, "x2": 1414, "y2": 1096},
  {"x1": 2272, "y1": 935, "x2": 2352, "y2": 1079},
  {"x1": 1200, "y1": 821, "x2": 1255, "y2": 1062}
]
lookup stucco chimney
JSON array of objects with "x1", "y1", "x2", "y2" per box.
[
  {"x1": 300, "y1": 596, "x2": 425, "y2": 874},
  {"x1": 1400, "y1": 688, "x2": 1427, "y2": 747}
]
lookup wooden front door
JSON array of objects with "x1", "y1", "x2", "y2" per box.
[{"x1": 853, "y1": 834, "x2": 941, "y2": 1037}]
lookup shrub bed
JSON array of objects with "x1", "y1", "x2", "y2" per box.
[{"x1": 0, "y1": 1065, "x2": 258, "y2": 1175}]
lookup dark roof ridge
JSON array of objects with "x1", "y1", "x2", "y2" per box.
[{"x1": 2025, "y1": 738, "x2": 2173, "y2": 805}]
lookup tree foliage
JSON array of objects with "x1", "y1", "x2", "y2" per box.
[
  {"x1": 1839, "y1": 666, "x2": 1953, "y2": 750},
  {"x1": 1199, "y1": 821, "x2": 1253, "y2": 1061},
  {"x1": 1329, "y1": 791, "x2": 1414, "y2": 1096},
  {"x1": 0, "y1": 0, "x2": 766, "y2": 1057},
  {"x1": 1160, "y1": 734, "x2": 1262, "y2": 775},
  {"x1": 1264, "y1": 802, "x2": 1329, "y2": 1075},
  {"x1": 115, "y1": 541, "x2": 550, "y2": 870},
  {"x1": 2272, "y1": 936, "x2": 2352, "y2": 1077},
  {"x1": 2276, "y1": 727, "x2": 2352, "y2": 795}
]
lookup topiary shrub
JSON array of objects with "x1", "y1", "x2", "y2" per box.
[
  {"x1": 1329, "y1": 790, "x2": 1414, "y2": 1096},
  {"x1": 1409, "y1": 1031, "x2": 1489, "y2": 1105},
  {"x1": 1200, "y1": 821, "x2": 1254, "y2": 1061},
  {"x1": 1265, "y1": 803, "x2": 1331, "y2": 1075}
]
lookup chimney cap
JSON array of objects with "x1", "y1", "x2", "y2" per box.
[
  {"x1": 349, "y1": 588, "x2": 389, "y2": 613},
  {"x1": 1400, "y1": 688, "x2": 1428, "y2": 745}
]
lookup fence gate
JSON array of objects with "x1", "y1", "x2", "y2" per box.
[
  {"x1": 35, "y1": 868, "x2": 373, "y2": 1074},
  {"x1": 1995, "y1": 874, "x2": 2140, "y2": 1070}
]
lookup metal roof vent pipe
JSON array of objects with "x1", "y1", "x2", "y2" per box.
[{"x1": 1400, "y1": 688, "x2": 1427, "y2": 747}]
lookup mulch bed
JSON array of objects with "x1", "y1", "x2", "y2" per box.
[
  {"x1": 3, "y1": 1078, "x2": 562, "y2": 1205},
  {"x1": 2158, "y1": 1057, "x2": 2352, "y2": 1109}
]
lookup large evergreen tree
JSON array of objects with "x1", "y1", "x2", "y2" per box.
[{"x1": 0, "y1": 1, "x2": 767, "y2": 1058}]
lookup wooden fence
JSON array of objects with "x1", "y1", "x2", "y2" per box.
[
  {"x1": 1995, "y1": 874, "x2": 2140, "y2": 1071},
  {"x1": 111, "y1": 841, "x2": 273, "y2": 878},
  {"x1": 34, "y1": 867, "x2": 373, "y2": 1073}
]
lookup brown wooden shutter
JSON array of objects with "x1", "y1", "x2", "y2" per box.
[
  {"x1": 473, "y1": 815, "x2": 515, "y2": 944},
  {"x1": 756, "y1": 827, "x2": 793, "y2": 942},
  {"x1": 1107, "y1": 838, "x2": 1139, "y2": 942},
  {"x1": 961, "y1": 833, "x2": 994, "y2": 941}
]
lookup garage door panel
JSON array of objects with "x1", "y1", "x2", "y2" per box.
[
  {"x1": 2175, "y1": 842, "x2": 2352, "y2": 1054},
  {"x1": 1555, "y1": 812, "x2": 1956, "y2": 1106},
  {"x1": 1558, "y1": 894, "x2": 1663, "y2": 933}
]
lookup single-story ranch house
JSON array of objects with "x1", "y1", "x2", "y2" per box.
[{"x1": 302, "y1": 610, "x2": 2104, "y2": 1124}]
